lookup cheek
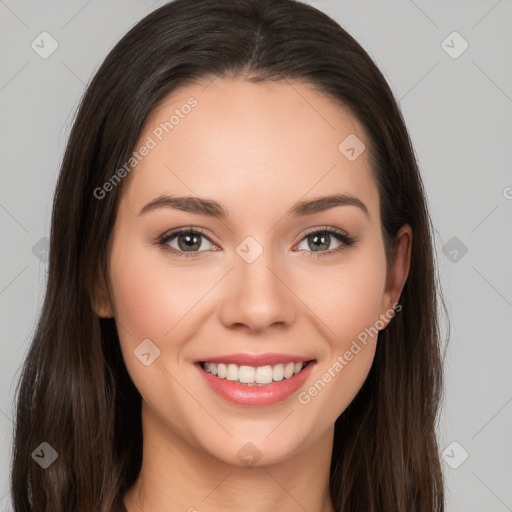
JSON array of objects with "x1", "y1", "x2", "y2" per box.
[
  {"x1": 296, "y1": 247, "x2": 387, "y2": 348},
  {"x1": 108, "y1": 250, "x2": 167, "y2": 343},
  {"x1": 331, "y1": 264, "x2": 385, "y2": 341},
  {"x1": 292, "y1": 245, "x2": 387, "y2": 418},
  {"x1": 107, "y1": 243, "x2": 209, "y2": 413},
  {"x1": 108, "y1": 241, "x2": 211, "y2": 344}
]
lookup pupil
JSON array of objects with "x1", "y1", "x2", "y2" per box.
[
  {"x1": 309, "y1": 233, "x2": 329, "y2": 251},
  {"x1": 178, "y1": 233, "x2": 200, "y2": 251}
]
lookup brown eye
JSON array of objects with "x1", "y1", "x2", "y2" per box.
[
  {"x1": 162, "y1": 230, "x2": 215, "y2": 253},
  {"x1": 177, "y1": 233, "x2": 202, "y2": 251},
  {"x1": 298, "y1": 229, "x2": 354, "y2": 253},
  {"x1": 307, "y1": 232, "x2": 332, "y2": 251}
]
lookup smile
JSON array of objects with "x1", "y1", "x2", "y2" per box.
[
  {"x1": 196, "y1": 358, "x2": 316, "y2": 407},
  {"x1": 201, "y1": 361, "x2": 309, "y2": 385}
]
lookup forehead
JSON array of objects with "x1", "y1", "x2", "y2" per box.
[{"x1": 119, "y1": 77, "x2": 378, "y2": 218}]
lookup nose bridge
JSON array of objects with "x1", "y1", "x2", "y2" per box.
[{"x1": 218, "y1": 242, "x2": 296, "y2": 332}]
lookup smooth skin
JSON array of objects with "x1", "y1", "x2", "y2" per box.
[{"x1": 93, "y1": 77, "x2": 411, "y2": 512}]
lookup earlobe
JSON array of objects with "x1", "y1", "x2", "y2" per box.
[
  {"x1": 93, "y1": 301, "x2": 113, "y2": 319},
  {"x1": 380, "y1": 224, "x2": 412, "y2": 325},
  {"x1": 91, "y1": 267, "x2": 114, "y2": 318}
]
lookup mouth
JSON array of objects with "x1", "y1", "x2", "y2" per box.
[
  {"x1": 198, "y1": 360, "x2": 314, "y2": 386},
  {"x1": 195, "y1": 357, "x2": 317, "y2": 407}
]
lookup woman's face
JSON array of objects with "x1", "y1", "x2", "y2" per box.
[{"x1": 97, "y1": 77, "x2": 410, "y2": 467}]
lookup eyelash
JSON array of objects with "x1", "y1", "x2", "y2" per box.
[{"x1": 156, "y1": 226, "x2": 356, "y2": 260}]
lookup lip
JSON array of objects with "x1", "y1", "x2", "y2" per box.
[
  {"x1": 197, "y1": 353, "x2": 313, "y2": 366},
  {"x1": 195, "y1": 359, "x2": 316, "y2": 407}
]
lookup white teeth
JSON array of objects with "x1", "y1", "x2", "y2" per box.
[
  {"x1": 272, "y1": 363, "x2": 284, "y2": 381},
  {"x1": 255, "y1": 365, "x2": 273, "y2": 384},
  {"x1": 283, "y1": 362, "x2": 295, "y2": 379},
  {"x1": 217, "y1": 363, "x2": 227, "y2": 378},
  {"x1": 202, "y1": 361, "x2": 306, "y2": 385},
  {"x1": 239, "y1": 365, "x2": 255, "y2": 383},
  {"x1": 226, "y1": 364, "x2": 238, "y2": 381}
]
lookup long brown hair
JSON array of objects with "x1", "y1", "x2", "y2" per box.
[{"x1": 10, "y1": 0, "x2": 445, "y2": 510}]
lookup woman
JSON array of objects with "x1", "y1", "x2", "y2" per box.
[{"x1": 10, "y1": 0, "x2": 445, "y2": 510}]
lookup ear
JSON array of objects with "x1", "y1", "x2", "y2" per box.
[
  {"x1": 379, "y1": 224, "x2": 412, "y2": 325},
  {"x1": 91, "y1": 265, "x2": 114, "y2": 318}
]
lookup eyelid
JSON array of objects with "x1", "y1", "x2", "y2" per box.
[
  {"x1": 157, "y1": 226, "x2": 218, "y2": 246},
  {"x1": 156, "y1": 226, "x2": 220, "y2": 259},
  {"x1": 291, "y1": 225, "x2": 356, "y2": 255},
  {"x1": 297, "y1": 225, "x2": 351, "y2": 241},
  {"x1": 156, "y1": 225, "x2": 356, "y2": 258}
]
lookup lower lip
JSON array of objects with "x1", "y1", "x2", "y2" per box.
[{"x1": 196, "y1": 361, "x2": 316, "y2": 407}]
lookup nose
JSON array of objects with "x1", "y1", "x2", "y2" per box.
[{"x1": 218, "y1": 251, "x2": 296, "y2": 334}]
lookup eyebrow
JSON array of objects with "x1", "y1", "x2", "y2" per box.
[{"x1": 139, "y1": 193, "x2": 369, "y2": 218}]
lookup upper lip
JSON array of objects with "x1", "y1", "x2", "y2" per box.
[{"x1": 197, "y1": 353, "x2": 315, "y2": 366}]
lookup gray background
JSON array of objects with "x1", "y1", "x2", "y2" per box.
[{"x1": 0, "y1": 0, "x2": 511, "y2": 510}]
